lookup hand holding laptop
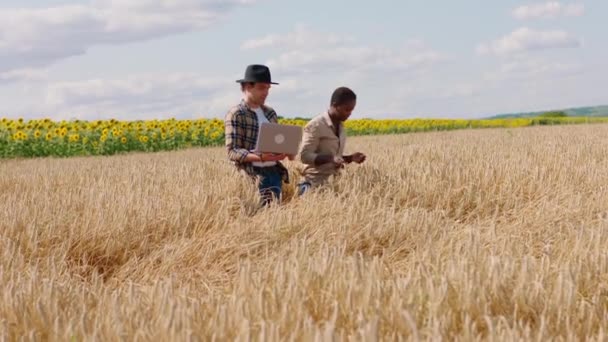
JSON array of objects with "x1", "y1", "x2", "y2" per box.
[{"x1": 258, "y1": 152, "x2": 292, "y2": 162}]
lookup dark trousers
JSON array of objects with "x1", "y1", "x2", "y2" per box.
[{"x1": 253, "y1": 166, "x2": 283, "y2": 207}]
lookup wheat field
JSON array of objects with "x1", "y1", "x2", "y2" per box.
[{"x1": 2, "y1": 124, "x2": 608, "y2": 341}]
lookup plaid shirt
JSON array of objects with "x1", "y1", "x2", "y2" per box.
[{"x1": 224, "y1": 99, "x2": 290, "y2": 183}]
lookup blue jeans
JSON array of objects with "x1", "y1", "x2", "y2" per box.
[
  {"x1": 255, "y1": 167, "x2": 283, "y2": 206},
  {"x1": 297, "y1": 181, "x2": 312, "y2": 196}
]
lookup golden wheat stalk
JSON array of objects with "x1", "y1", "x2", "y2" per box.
[{"x1": 1, "y1": 124, "x2": 608, "y2": 340}]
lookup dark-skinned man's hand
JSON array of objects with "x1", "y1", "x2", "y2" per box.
[{"x1": 350, "y1": 152, "x2": 366, "y2": 164}]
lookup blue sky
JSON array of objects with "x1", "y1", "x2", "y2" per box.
[{"x1": 1, "y1": 0, "x2": 605, "y2": 120}]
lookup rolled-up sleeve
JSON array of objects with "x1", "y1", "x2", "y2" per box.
[
  {"x1": 225, "y1": 110, "x2": 250, "y2": 162},
  {"x1": 299, "y1": 121, "x2": 320, "y2": 165}
]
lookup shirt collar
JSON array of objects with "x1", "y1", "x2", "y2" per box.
[
  {"x1": 323, "y1": 111, "x2": 334, "y2": 127},
  {"x1": 323, "y1": 111, "x2": 343, "y2": 128},
  {"x1": 240, "y1": 99, "x2": 268, "y2": 114},
  {"x1": 323, "y1": 111, "x2": 344, "y2": 135}
]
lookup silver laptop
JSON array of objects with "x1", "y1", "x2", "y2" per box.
[{"x1": 254, "y1": 122, "x2": 303, "y2": 155}]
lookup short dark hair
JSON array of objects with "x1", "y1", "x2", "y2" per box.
[
  {"x1": 330, "y1": 87, "x2": 356, "y2": 107},
  {"x1": 240, "y1": 82, "x2": 255, "y2": 91}
]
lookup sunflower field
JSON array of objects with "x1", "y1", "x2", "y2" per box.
[{"x1": 1, "y1": 116, "x2": 607, "y2": 158}]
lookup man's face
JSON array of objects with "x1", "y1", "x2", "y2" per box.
[
  {"x1": 335, "y1": 100, "x2": 356, "y2": 121},
  {"x1": 245, "y1": 83, "x2": 271, "y2": 106}
]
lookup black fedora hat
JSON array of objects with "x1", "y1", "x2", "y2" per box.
[{"x1": 236, "y1": 64, "x2": 279, "y2": 85}]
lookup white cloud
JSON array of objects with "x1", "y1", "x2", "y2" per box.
[
  {"x1": 512, "y1": 2, "x2": 585, "y2": 20},
  {"x1": 267, "y1": 48, "x2": 443, "y2": 75},
  {"x1": 43, "y1": 73, "x2": 228, "y2": 120},
  {"x1": 438, "y1": 84, "x2": 483, "y2": 100},
  {"x1": 26, "y1": 72, "x2": 303, "y2": 120},
  {"x1": 236, "y1": 27, "x2": 449, "y2": 119},
  {"x1": 0, "y1": 0, "x2": 257, "y2": 73},
  {"x1": 0, "y1": 69, "x2": 48, "y2": 84},
  {"x1": 244, "y1": 26, "x2": 445, "y2": 76},
  {"x1": 483, "y1": 58, "x2": 583, "y2": 82},
  {"x1": 477, "y1": 27, "x2": 582, "y2": 56},
  {"x1": 241, "y1": 24, "x2": 355, "y2": 50}
]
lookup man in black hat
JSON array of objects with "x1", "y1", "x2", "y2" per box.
[{"x1": 225, "y1": 64, "x2": 294, "y2": 207}]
